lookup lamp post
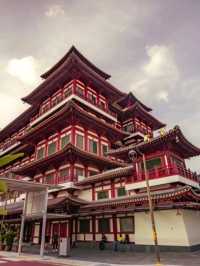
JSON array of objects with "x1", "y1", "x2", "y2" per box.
[{"x1": 129, "y1": 149, "x2": 162, "y2": 266}]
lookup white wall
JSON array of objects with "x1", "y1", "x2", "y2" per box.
[
  {"x1": 78, "y1": 189, "x2": 92, "y2": 201},
  {"x1": 135, "y1": 210, "x2": 189, "y2": 246},
  {"x1": 183, "y1": 209, "x2": 200, "y2": 246}
]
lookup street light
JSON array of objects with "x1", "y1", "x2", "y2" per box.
[{"x1": 129, "y1": 148, "x2": 162, "y2": 266}]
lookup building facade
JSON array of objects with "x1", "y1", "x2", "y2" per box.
[{"x1": 0, "y1": 46, "x2": 200, "y2": 252}]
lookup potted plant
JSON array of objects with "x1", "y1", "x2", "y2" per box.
[
  {"x1": 0, "y1": 233, "x2": 6, "y2": 251},
  {"x1": 5, "y1": 230, "x2": 15, "y2": 251}
]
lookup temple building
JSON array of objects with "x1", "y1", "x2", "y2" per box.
[{"x1": 0, "y1": 46, "x2": 200, "y2": 252}]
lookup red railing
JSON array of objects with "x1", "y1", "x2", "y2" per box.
[
  {"x1": 75, "y1": 86, "x2": 117, "y2": 118},
  {"x1": 128, "y1": 164, "x2": 198, "y2": 183},
  {"x1": 31, "y1": 81, "x2": 117, "y2": 123},
  {"x1": 57, "y1": 175, "x2": 71, "y2": 184}
]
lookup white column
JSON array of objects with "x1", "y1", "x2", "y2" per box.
[
  {"x1": 18, "y1": 192, "x2": 28, "y2": 256},
  {"x1": 40, "y1": 188, "x2": 48, "y2": 257}
]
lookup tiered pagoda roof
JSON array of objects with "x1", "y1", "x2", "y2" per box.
[
  {"x1": 121, "y1": 102, "x2": 165, "y2": 130},
  {"x1": 0, "y1": 106, "x2": 37, "y2": 143},
  {"x1": 4, "y1": 195, "x2": 88, "y2": 216},
  {"x1": 76, "y1": 165, "x2": 133, "y2": 186},
  {"x1": 108, "y1": 126, "x2": 200, "y2": 159},
  {"x1": 12, "y1": 143, "x2": 127, "y2": 177},
  {"x1": 18, "y1": 100, "x2": 128, "y2": 144},
  {"x1": 4, "y1": 185, "x2": 200, "y2": 217},
  {"x1": 41, "y1": 46, "x2": 111, "y2": 80},
  {"x1": 80, "y1": 185, "x2": 200, "y2": 214},
  {"x1": 113, "y1": 92, "x2": 152, "y2": 112},
  {"x1": 22, "y1": 46, "x2": 125, "y2": 105}
]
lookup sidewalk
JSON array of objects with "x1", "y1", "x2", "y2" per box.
[{"x1": 1, "y1": 249, "x2": 200, "y2": 266}]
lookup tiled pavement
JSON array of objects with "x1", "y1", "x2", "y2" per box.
[{"x1": 1, "y1": 249, "x2": 200, "y2": 266}]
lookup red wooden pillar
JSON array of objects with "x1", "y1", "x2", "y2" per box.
[
  {"x1": 73, "y1": 79, "x2": 76, "y2": 94},
  {"x1": 84, "y1": 129, "x2": 88, "y2": 151},
  {"x1": 111, "y1": 180, "x2": 115, "y2": 198},
  {"x1": 72, "y1": 125, "x2": 76, "y2": 145},
  {"x1": 98, "y1": 135, "x2": 101, "y2": 156},
  {"x1": 55, "y1": 168, "x2": 59, "y2": 184},
  {"x1": 85, "y1": 166, "x2": 88, "y2": 178},
  {"x1": 68, "y1": 219, "x2": 73, "y2": 246}
]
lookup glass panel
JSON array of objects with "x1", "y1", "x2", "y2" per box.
[
  {"x1": 45, "y1": 173, "x2": 54, "y2": 184},
  {"x1": 60, "y1": 168, "x2": 69, "y2": 178},
  {"x1": 80, "y1": 219, "x2": 90, "y2": 233},
  {"x1": 102, "y1": 144, "x2": 108, "y2": 156},
  {"x1": 141, "y1": 157, "x2": 162, "y2": 170},
  {"x1": 171, "y1": 156, "x2": 185, "y2": 167},
  {"x1": 48, "y1": 142, "x2": 56, "y2": 156},
  {"x1": 97, "y1": 190, "x2": 109, "y2": 200},
  {"x1": 88, "y1": 93, "x2": 96, "y2": 104},
  {"x1": 76, "y1": 86, "x2": 84, "y2": 97},
  {"x1": 37, "y1": 147, "x2": 45, "y2": 160},
  {"x1": 76, "y1": 134, "x2": 84, "y2": 149},
  {"x1": 61, "y1": 135, "x2": 70, "y2": 149},
  {"x1": 75, "y1": 168, "x2": 84, "y2": 181},
  {"x1": 89, "y1": 139, "x2": 98, "y2": 154},
  {"x1": 120, "y1": 217, "x2": 134, "y2": 233},
  {"x1": 117, "y1": 187, "x2": 127, "y2": 197},
  {"x1": 99, "y1": 218, "x2": 110, "y2": 233},
  {"x1": 123, "y1": 123, "x2": 134, "y2": 133},
  {"x1": 99, "y1": 101, "x2": 106, "y2": 110}
]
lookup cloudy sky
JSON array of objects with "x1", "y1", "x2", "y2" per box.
[{"x1": 0, "y1": 0, "x2": 200, "y2": 170}]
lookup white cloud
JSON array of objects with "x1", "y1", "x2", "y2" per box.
[
  {"x1": 0, "y1": 93, "x2": 27, "y2": 129},
  {"x1": 131, "y1": 45, "x2": 179, "y2": 103},
  {"x1": 45, "y1": 5, "x2": 65, "y2": 18},
  {"x1": 6, "y1": 56, "x2": 40, "y2": 86}
]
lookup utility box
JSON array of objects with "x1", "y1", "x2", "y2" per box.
[{"x1": 59, "y1": 237, "x2": 70, "y2": 256}]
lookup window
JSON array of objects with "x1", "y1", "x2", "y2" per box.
[
  {"x1": 36, "y1": 147, "x2": 45, "y2": 160},
  {"x1": 76, "y1": 86, "x2": 84, "y2": 97},
  {"x1": 88, "y1": 93, "x2": 96, "y2": 104},
  {"x1": 102, "y1": 144, "x2": 108, "y2": 156},
  {"x1": 48, "y1": 142, "x2": 57, "y2": 156},
  {"x1": 51, "y1": 98, "x2": 57, "y2": 107},
  {"x1": 117, "y1": 187, "x2": 127, "y2": 197},
  {"x1": 60, "y1": 135, "x2": 70, "y2": 149},
  {"x1": 120, "y1": 217, "x2": 134, "y2": 233},
  {"x1": 97, "y1": 190, "x2": 109, "y2": 200},
  {"x1": 123, "y1": 123, "x2": 134, "y2": 133},
  {"x1": 79, "y1": 219, "x2": 90, "y2": 233},
  {"x1": 89, "y1": 139, "x2": 98, "y2": 154},
  {"x1": 59, "y1": 168, "x2": 69, "y2": 178},
  {"x1": 98, "y1": 218, "x2": 110, "y2": 233},
  {"x1": 45, "y1": 173, "x2": 54, "y2": 184},
  {"x1": 76, "y1": 134, "x2": 84, "y2": 149},
  {"x1": 58, "y1": 167, "x2": 69, "y2": 183},
  {"x1": 141, "y1": 157, "x2": 162, "y2": 171},
  {"x1": 75, "y1": 167, "x2": 84, "y2": 181},
  {"x1": 99, "y1": 100, "x2": 106, "y2": 110},
  {"x1": 171, "y1": 156, "x2": 185, "y2": 168},
  {"x1": 64, "y1": 87, "x2": 72, "y2": 98}
]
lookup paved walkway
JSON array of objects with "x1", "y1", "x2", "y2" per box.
[{"x1": 1, "y1": 249, "x2": 200, "y2": 266}]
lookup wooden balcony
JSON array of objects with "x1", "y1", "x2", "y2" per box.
[
  {"x1": 127, "y1": 164, "x2": 199, "y2": 184},
  {"x1": 30, "y1": 80, "x2": 117, "y2": 126}
]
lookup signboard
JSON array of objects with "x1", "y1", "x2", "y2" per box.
[{"x1": 26, "y1": 191, "x2": 47, "y2": 217}]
